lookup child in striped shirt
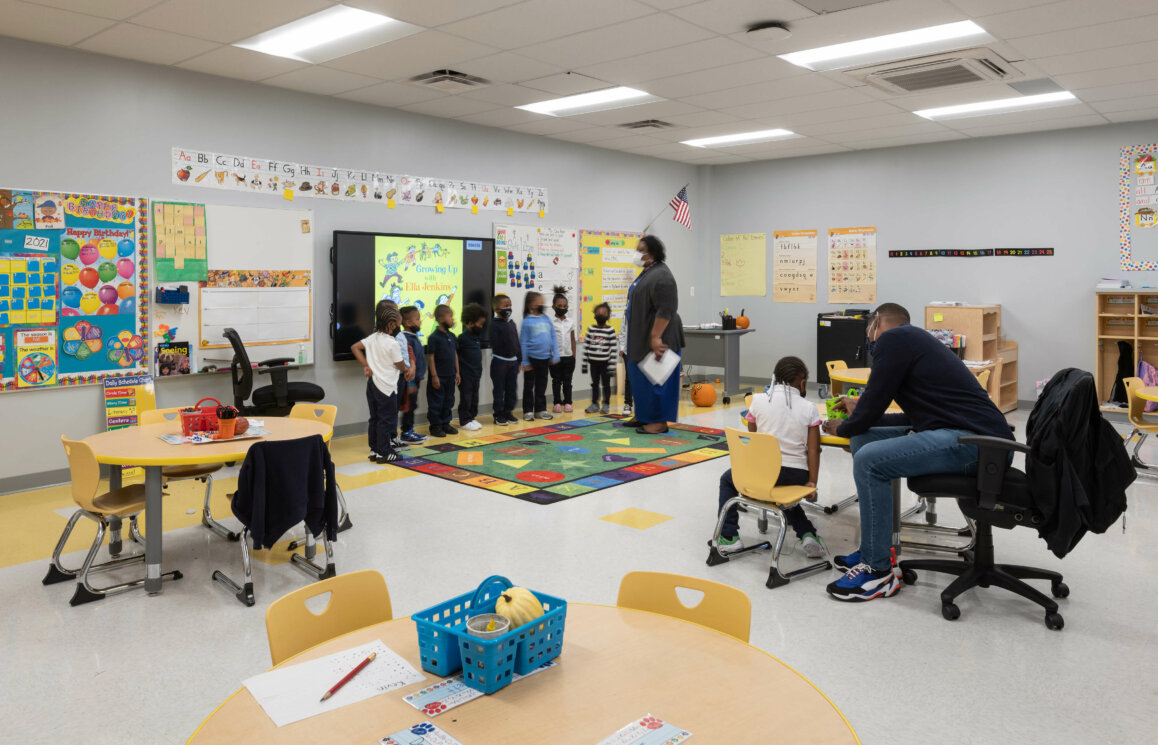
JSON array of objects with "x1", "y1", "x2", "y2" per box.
[{"x1": 584, "y1": 302, "x2": 617, "y2": 414}]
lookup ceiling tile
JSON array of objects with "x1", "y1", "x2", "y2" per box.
[
  {"x1": 720, "y1": 87, "x2": 874, "y2": 120},
  {"x1": 623, "y1": 142, "x2": 701, "y2": 157},
  {"x1": 1073, "y1": 79, "x2": 1158, "y2": 104},
  {"x1": 1004, "y1": 15, "x2": 1158, "y2": 58},
  {"x1": 0, "y1": 1, "x2": 115, "y2": 45},
  {"x1": 1053, "y1": 65, "x2": 1158, "y2": 94},
  {"x1": 176, "y1": 45, "x2": 308, "y2": 81},
  {"x1": 75, "y1": 23, "x2": 219, "y2": 64},
  {"x1": 662, "y1": 109, "x2": 743, "y2": 127},
  {"x1": 574, "y1": 38, "x2": 764, "y2": 87},
  {"x1": 505, "y1": 118, "x2": 595, "y2": 136},
  {"x1": 325, "y1": 30, "x2": 499, "y2": 80},
  {"x1": 678, "y1": 151, "x2": 750, "y2": 164},
  {"x1": 455, "y1": 51, "x2": 562, "y2": 84},
  {"x1": 399, "y1": 96, "x2": 502, "y2": 118},
  {"x1": 566, "y1": 100, "x2": 703, "y2": 127},
  {"x1": 944, "y1": 0, "x2": 1058, "y2": 15},
  {"x1": 795, "y1": 111, "x2": 924, "y2": 136},
  {"x1": 441, "y1": 0, "x2": 654, "y2": 49},
  {"x1": 1091, "y1": 95, "x2": 1158, "y2": 114},
  {"x1": 769, "y1": 100, "x2": 904, "y2": 127},
  {"x1": 637, "y1": 0, "x2": 702, "y2": 9},
  {"x1": 458, "y1": 83, "x2": 551, "y2": 106},
  {"x1": 642, "y1": 57, "x2": 806, "y2": 99},
  {"x1": 942, "y1": 112, "x2": 1107, "y2": 137},
  {"x1": 587, "y1": 133, "x2": 667, "y2": 150},
  {"x1": 719, "y1": 140, "x2": 852, "y2": 158},
  {"x1": 942, "y1": 102, "x2": 1100, "y2": 130},
  {"x1": 520, "y1": 72, "x2": 610, "y2": 96},
  {"x1": 845, "y1": 130, "x2": 968, "y2": 149},
  {"x1": 1103, "y1": 107, "x2": 1158, "y2": 124},
  {"x1": 334, "y1": 81, "x2": 446, "y2": 107},
  {"x1": 454, "y1": 108, "x2": 547, "y2": 127},
  {"x1": 974, "y1": 0, "x2": 1157, "y2": 40},
  {"x1": 22, "y1": 0, "x2": 163, "y2": 19},
  {"x1": 821, "y1": 121, "x2": 953, "y2": 143},
  {"x1": 1035, "y1": 41, "x2": 1158, "y2": 78},
  {"x1": 130, "y1": 0, "x2": 330, "y2": 43},
  {"x1": 680, "y1": 72, "x2": 847, "y2": 110},
  {"x1": 670, "y1": 0, "x2": 815, "y2": 35},
  {"x1": 342, "y1": 0, "x2": 525, "y2": 28},
  {"x1": 548, "y1": 127, "x2": 627, "y2": 143},
  {"x1": 518, "y1": 13, "x2": 714, "y2": 68},
  {"x1": 263, "y1": 66, "x2": 383, "y2": 96}
]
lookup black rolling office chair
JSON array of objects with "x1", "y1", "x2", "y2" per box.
[{"x1": 223, "y1": 328, "x2": 324, "y2": 417}]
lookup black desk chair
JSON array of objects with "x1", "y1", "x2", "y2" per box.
[
  {"x1": 899, "y1": 435, "x2": 1069, "y2": 630},
  {"x1": 224, "y1": 328, "x2": 324, "y2": 417}
]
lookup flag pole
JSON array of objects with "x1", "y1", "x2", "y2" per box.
[{"x1": 641, "y1": 182, "x2": 689, "y2": 234}]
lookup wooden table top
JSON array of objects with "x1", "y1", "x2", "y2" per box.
[
  {"x1": 828, "y1": 367, "x2": 871, "y2": 385},
  {"x1": 1136, "y1": 386, "x2": 1158, "y2": 403},
  {"x1": 82, "y1": 417, "x2": 331, "y2": 466},
  {"x1": 187, "y1": 603, "x2": 860, "y2": 745}
]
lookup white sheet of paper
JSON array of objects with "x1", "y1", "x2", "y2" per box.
[
  {"x1": 638, "y1": 348, "x2": 680, "y2": 386},
  {"x1": 244, "y1": 640, "x2": 425, "y2": 727}
]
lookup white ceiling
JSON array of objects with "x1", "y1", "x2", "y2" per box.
[{"x1": 3, "y1": 0, "x2": 1158, "y2": 164}]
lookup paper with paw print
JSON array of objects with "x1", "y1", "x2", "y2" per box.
[
  {"x1": 402, "y1": 661, "x2": 556, "y2": 717},
  {"x1": 379, "y1": 721, "x2": 465, "y2": 745},
  {"x1": 597, "y1": 714, "x2": 693, "y2": 744}
]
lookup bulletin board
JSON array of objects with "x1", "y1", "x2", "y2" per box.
[
  {"x1": 150, "y1": 203, "x2": 314, "y2": 377},
  {"x1": 579, "y1": 230, "x2": 642, "y2": 338},
  {"x1": 493, "y1": 223, "x2": 580, "y2": 319},
  {"x1": 0, "y1": 188, "x2": 149, "y2": 392},
  {"x1": 1119, "y1": 144, "x2": 1158, "y2": 270}
]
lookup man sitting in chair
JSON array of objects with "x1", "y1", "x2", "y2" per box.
[{"x1": 821, "y1": 303, "x2": 1013, "y2": 602}]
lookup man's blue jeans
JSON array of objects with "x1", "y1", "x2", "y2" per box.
[{"x1": 849, "y1": 427, "x2": 979, "y2": 571}]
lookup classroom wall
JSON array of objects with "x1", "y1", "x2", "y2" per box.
[
  {"x1": 694, "y1": 120, "x2": 1158, "y2": 397},
  {"x1": 0, "y1": 38, "x2": 701, "y2": 486}
]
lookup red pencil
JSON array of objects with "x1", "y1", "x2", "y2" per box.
[{"x1": 319, "y1": 651, "x2": 376, "y2": 702}]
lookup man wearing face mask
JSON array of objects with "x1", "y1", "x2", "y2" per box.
[{"x1": 821, "y1": 302, "x2": 1013, "y2": 602}]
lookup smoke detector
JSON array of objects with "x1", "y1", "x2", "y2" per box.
[{"x1": 409, "y1": 69, "x2": 489, "y2": 93}]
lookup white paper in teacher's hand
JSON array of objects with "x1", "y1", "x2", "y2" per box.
[
  {"x1": 244, "y1": 640, "x2": 425, "y2": 727},
  {"x1": 638, "y1": 348, "x2": 680, "y2": 386}
]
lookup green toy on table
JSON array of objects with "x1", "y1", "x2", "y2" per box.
[{"x1": 826, "y1": 388, "x2": 858, "y2": 420}]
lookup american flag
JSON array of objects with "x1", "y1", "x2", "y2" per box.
[{"x1": 668, "y1": 186, "x2": 691, "y2": 230}]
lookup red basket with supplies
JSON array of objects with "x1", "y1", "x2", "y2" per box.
[{"x1": 179, "y1": 398, "x2": 221, "y2": 436}]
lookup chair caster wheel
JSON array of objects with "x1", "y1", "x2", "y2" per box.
[
  {"x1": 1051, "y1": 581, "x2": 1069, "y2": 599},
  {"x1": 901, "y1": 568, "x2": 917, "y2": 585},
  {"x1": 941, "y1": 603, "x2": 960, "y2": 621},
  {"x1": 1045, "y1": 612, "x2": 1064, "y2": 630},
  {"x1": 823, "y1": 505, "x2": 837, "y2": 515}
]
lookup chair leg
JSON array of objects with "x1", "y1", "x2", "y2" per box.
[
  {"x1": 822, "y1": 493, "x2": 858, "y2": 515},
  {"x1": 706, "y1": 496, "x2": 771, "y2": 567},
  {"x1": 766, "y1": 507, "x2": 831, "y2": 589},
  {"x1": 44, "y1": 510, "x2": 148, "y2": 586},
  {"x1": 70, "y1": 513, "x2": 181, "y2": 606},
  {"x1": 984, "y1": 567, "x2": 1060, "y2": 615},
  {"x1": 108, "y1": 515, "x2": 124, "y2": 557},
  {"x1": 201, "y1": 474, "x2": 239, "y2": 541},
  {"x1": 290, "y1": 485, "x2": 352, "y2": 550},
  {"x1": 212, "y1": 528, "x2": 255, "y2": 606},
  {"x1": 291, "y1": 531, "x2": 336, "y2": 580}
]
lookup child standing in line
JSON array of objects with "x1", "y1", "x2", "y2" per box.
[
  {"x1": 584, "y1": 302, "x2": 617, "y2": 414},
  {"x1": 425, "y1": 304, "x2": 460, "y2": 437},
  {"x1": 549, "y1": 285, "x2": 576, "y2": 414},
  {"x1": 489, "y1": 294, "x2": 520, "y2": 426},
  {"x1": 456, "y1": 302, "x2": 486, "y2": 431},
  {"x1": 618, "y1": 329, "x2": 634, "y2": 417},
  {"x1": 399, "y1": 305, "x2": 427, "y2": 444},
  {"x1": 714, "y1": 356, "x2": 826, "y2": 558},
  {"x1": 350, "y1": 303, "x2": 408, "y2": 463},
  {"x1": 378, "y1": 299, "x2": 412, "y2": 451},
  {"x1": 521, "y1": 290, "x2": 559, "y2": 421}
]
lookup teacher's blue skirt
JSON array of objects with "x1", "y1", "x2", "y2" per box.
[{"x1": 626, "y1": 351, "x2": 681, "y2": 425}]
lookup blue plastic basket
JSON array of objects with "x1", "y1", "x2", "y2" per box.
[{"x1": 413, "y1": 575, "x2": 567, "y2": 694}]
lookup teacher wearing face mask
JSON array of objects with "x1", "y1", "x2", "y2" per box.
[{"x1": 625, "y1": 235, "x2": 685, "y2": 434}]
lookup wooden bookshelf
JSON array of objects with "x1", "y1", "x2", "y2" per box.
[
  {"x1": 925, "y1": 304, "x2": 1018, "y2": 412},
  {"x1": 1094, "y1": 290, "x2": 1158, "y2": 411}
]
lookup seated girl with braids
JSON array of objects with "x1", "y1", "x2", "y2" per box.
[{"x1": 715, "y1": 355, "x2": 826, "y2": 559}]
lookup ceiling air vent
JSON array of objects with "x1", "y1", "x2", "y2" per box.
[
  {"x1": 844, "y1": 48, "x2": 1023, "y2": 95},
  {"x1": 619, "y1": 119, "x2": 675, "y2": 130},
  {"x1": 409, "y1": 69, "x2": 489, "y2": 93}
]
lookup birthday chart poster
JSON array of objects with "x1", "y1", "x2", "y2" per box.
[{"x1": 374, "y1": 235, "x2": 462, "y2": 338}]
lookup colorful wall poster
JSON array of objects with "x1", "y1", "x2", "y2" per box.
[
  {"x1": 374, "y1": 236, "x2": 461, "y2": 338},
  {"x1": 205, "y1": 269, "x2": 310, "y2": 288},
  {"x1": 59, "y1": 316, "x2": 143, "y2": 375},
  {"x1": 155, "y1": 340, "x2": 191, "y2": 376},
  {"x1": 34, "y1": 194, "x2": 65, "y2": 230},
  {"x1": 153, "y1": 201, "x2": 208, "y2": 281},
  {"x1": 579, "y1": 230, "x2": 642, "y2": 341},
  {"x1": 494, "y1": 224, "x2": 580, "y2": 324},
  {"x1": 827, "y1": 226, "x2": 877, "y2": 304},
  {"x1": 773, "y1": 229, "x2": 818, "y2": 303},
  {"x1": 103, "y1": 373, "x2": 155, "y2": 430},
  {"x1": 720, "y1": 232, "x2": 767, "y2": 297},
  {"x1": 15, "y1": 328, "x2": 56, "y2": 387},
  {"x1": 3, "y1": 190, "x2": 35, "y2": 229},
  {"x1": 0, "y1": 256, "x2": 58, "y2": 325},
  {"x1": 172, "y1": 146, "x2": 549, "y2": 214},
  {"x1": 1119, "y1": 144, "x2": 1158, "y2": 270}
]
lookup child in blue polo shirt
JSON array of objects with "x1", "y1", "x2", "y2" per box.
[
  {"x1": 425, "y1": 304, "x2": 460, "y2": 437},
  {"x1": 399, "y1": 305, "x2": 427, "y2": 444}
]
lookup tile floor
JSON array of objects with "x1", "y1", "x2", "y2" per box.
[{"x1": 0, "y1": 400, "x2": 1154, "y2": 745}]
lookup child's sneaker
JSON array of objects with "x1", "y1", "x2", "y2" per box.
[
  {"x1": 826, "y1": 563, "x2": 900, "y2": 602},
  {"x1": 428, "y1": 426, "x2": 446, "y2": 438},
  {"x1": 374, "y1": 451, "x2": 401, "y2": 464},
  {"x1": 716, "y1": 535, "x2": 744, "y2": 554},
  {"x1": 552, "y1": 403, "x2": 562, "y2": 413},
  {"x1": 564, "y1": 404, "x2": 573, "y2": 413},
  {"x1": 495, "y1": 414, "x2": 510, "y2": 426},
  {"x1": 600, "y1": 404, "x2": 610, "y2": 414},
  {"x1": 585, "y1": 403, "x2": 600, "y2": 413},
  {"x1": 367, "y1": 452, "x2": 379, "y2": 461},
  {"x1": 391, "y1": 438, "x2": 408, "y2": 451},
  {"x1": 461, "y1": 420, "x2": 483, "y2": 431},
  {"x1": 401, "y1": 430, "x2": 426, "y2": 444},
  {"x1": 800, "y1": 533, "x2": 826, "y2": 559},
  {"x1": 443, "y1": 423, "x2": 459, "y2": 435},
  {"x1": 536, "y1": 411, "x2": 554, "y2": 420},
  {"x1": 524, "y1": 412, "x2": 535, "y2": 422},
  {"x1": 623, "y1": 404, "x2": 633, "y2": 415}
]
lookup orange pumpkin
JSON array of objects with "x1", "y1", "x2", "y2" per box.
[
  {"x1": 234, "y1": 416, "x2": 250, "y2": 435},
  {"x1": 690, "y1": 382, "x2": 717, "y2": 407},
  {"x1": 735, "y1": 307, "x2": 750, "y2": 329}
]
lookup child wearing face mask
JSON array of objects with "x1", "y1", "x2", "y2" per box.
[
  {"x1": 489, "y1": 294, "x2": 520, "y2": 426},
  {"x1": 456, "y1": 303, "x2": 487, "y2": 431},
  {"x1": 425, "y1": 304, "x2": 460, "y2": 437},
  {"x1": 398, "y1": 305, "x2": 427, "y2": 444},
  {"x1": 583, "y1": 302, "x2": 617, "y2": 414},
  {"x1": 549, "y1": 286, "x2": 577, "y2": 413},
  {"x1": 350, "y1": 302, "x2": 409, "y2": 463},
  {"x1": 521, "y1": 290, "x2": 559, "y2": 421}
]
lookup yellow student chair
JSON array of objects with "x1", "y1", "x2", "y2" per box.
[
  {"x1": 825, "y1": 359, "x2": 848, "y2": 397},
  {"x1": 265, "y1": 569, "x2": 393, "y2": 665},
  {"x1": 1123, "y1": 377, "x2": 1158, "y2": 473},
  {"x1": 139, "y1": 407, "x2": 234, "y2": 540},
  {"x1": 287, "y1": 403, "x2": 352, "y2": 536},
  {"x1": 42, "y1": 436, "x2": 182, "y2": 605},
  {"x1": 706, "y1": 428, "x2": 832, "y2": 589},
  {"x1": 616, "y1": 571, "x2": 751, "y2": 642},
  {"x1": 975, "y1": 368, "x2": 991, "y2": 391}
]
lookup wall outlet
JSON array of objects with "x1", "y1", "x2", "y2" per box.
[{"x1": 690, "y1": 286, "x2": 695, "y2": 296}]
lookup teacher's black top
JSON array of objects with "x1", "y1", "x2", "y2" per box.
[{"x1": 625, "y1": 261, "x2": 685, "y2": 363}]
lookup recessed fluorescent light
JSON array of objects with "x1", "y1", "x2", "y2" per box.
[
  {"x1": 516, "y1": 87, "x2": 661, "y2": 117},
  {"x1": 914, "y1": 91, "x2": 1078, "y2": 120},
  {"x1": 681, "y1": 129, "x2": 799, "y2": 148},
  {"x1": 779, "y1": 20, "x2": 993, "y2": 71},
  {"x1": 234, "y1": 5, "x2": 421, "y2": 64}
]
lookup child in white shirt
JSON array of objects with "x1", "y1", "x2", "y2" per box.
[
  {"x1": 351, "y1": 302, "x2": 408, "y2": 463},
  {"x1": 550, "y1": 285, "x2": 577, "y2": 413}
]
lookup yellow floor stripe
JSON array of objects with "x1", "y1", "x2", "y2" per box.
[{"x1": 600, "y1": 507, "x2": 675, "y2": 530}]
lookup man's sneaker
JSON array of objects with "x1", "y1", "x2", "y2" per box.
[
  {"x1": 401, "y1": 430, "x2": 426, "y2": 444},
  {"x1": 834, "y1": 550, "x2": 861, "y2": 570},
  {"x1": 623, "y1": 404, "x2": 633, "y2": 416},
  {"x1": 716, "y1": 535, "x2": 744, "y2": 554},
  {"x1": 461, "y1": 420, "x2": 483, "y2": 431},
  {"x1": 524, "y1": 412, "x2": 535, "y2": 422},
  {"x1": 374, "y1": 451, "x2": 401, "y2": 464},
  {"x1": 600, "y1": 404, "x2": 610, "y2": 414},
  {"x1": 564, "y1": 404, "x2": 573, "y2": 413},
  {"x1": 800, "y1": 533, "x2": 826, "y2": 559},
  {"x1": 552, "y1": 404, "x2": 563, "y2": 413},
  {"x1": 429, "y1": 427, "x2": 446, "y2": 438},
  {"x1": 826, "y1": 563, "x2": 901, "y2": 602},
  {"x1": 585, "y1": 403, "x2": 600, "y2": 413},
  {"x1": 536, "y1": 411, "x2": 554, "y2": 420},
  {"x1": 443, "y1": 424, "x2": 459, "y2": 435}
]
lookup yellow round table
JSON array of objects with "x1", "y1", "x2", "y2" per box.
[
  {"x1": 83, "y1": 417, "x2": 331, "y2": 594},
  {"x1": 828, "y1": 367, "x2": 871, "y2": 396},
  {"x1": 188, "y1": 603, "x2": 860, "y2": 744},
  {"x1": 1136, "y1": 386, "x2": 1158, "y2": 402}
]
